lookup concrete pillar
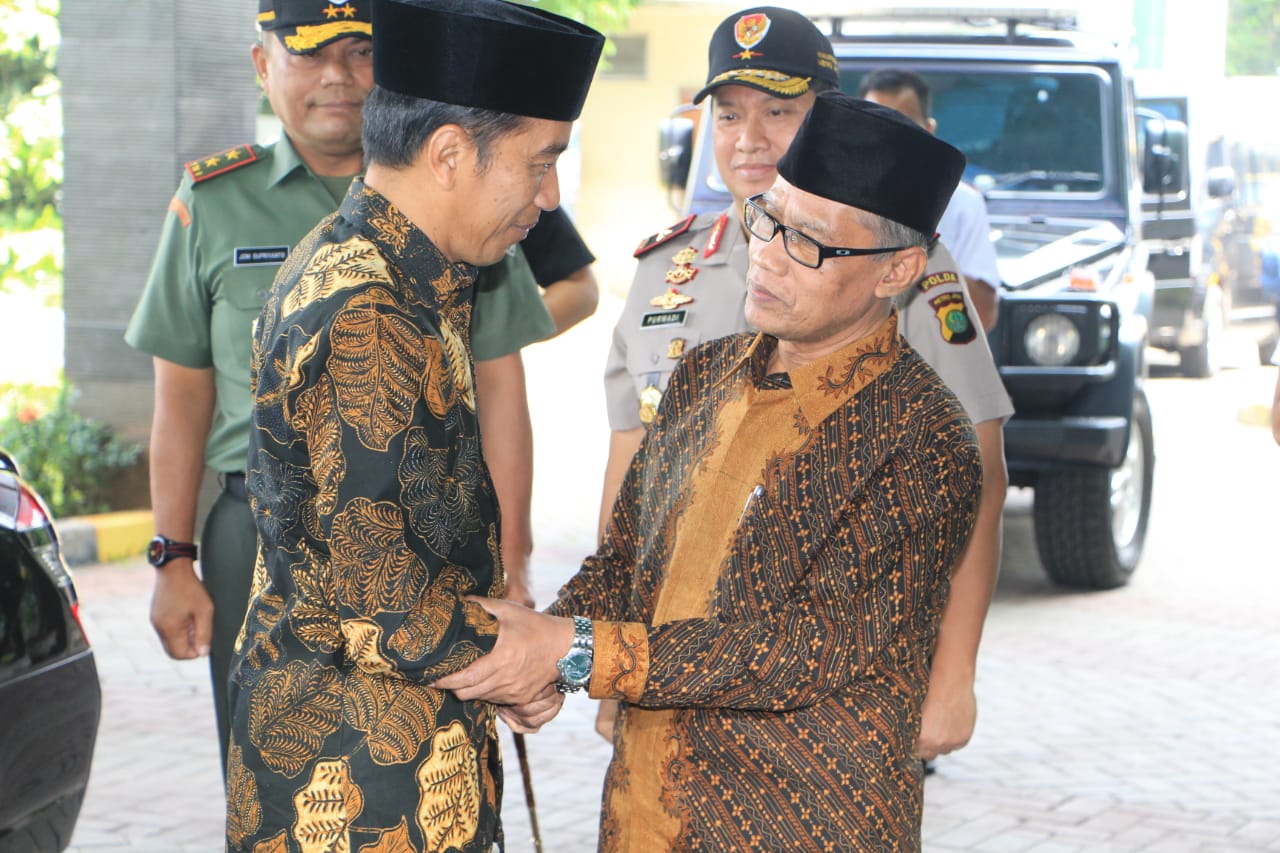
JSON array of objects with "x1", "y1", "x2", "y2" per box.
[{"x1": 60, "y1": 0, "x2": 258, "y2": 507}]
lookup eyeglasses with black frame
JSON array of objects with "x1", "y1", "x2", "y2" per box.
[{"x1": 742, "y1": 193, "x2": 914, "y2": 269}]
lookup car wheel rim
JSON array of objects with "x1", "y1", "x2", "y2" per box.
[{"x1": 1110, "y1": 418, "x2": 1145, "y2": 548}]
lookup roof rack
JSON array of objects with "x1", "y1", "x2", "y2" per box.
[{"x1": 805, "y1": 6, "x2": 1080, "y2": 42}]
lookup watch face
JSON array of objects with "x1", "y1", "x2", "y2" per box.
[
  {"x1": 557, "y1": 646, "x2": 592, "y2": 685},
  {"x1": 147, "y1": 537, "x2": 167, "y2": 567}
]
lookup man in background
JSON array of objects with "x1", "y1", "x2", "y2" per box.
[{"x1": 858, "y1": 67, "x2": 1002, "y2": 331}]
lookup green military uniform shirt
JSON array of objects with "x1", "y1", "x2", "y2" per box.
[{"x1": 126, "y1": 136, "x2": 554, "y2": 473}]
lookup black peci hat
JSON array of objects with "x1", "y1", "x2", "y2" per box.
[
  {"x1": 258, "y1": 0, "x2": 372, "y2": 54},
  {"x1": 777, "y1": 92, "x2": 966, "y2": 237},
  {"x1": 693, "y1": 7, "x2": 839, "y2": 105},
  {"x1": 370, "y1": 0, "x2": 605, "y2": 122}
]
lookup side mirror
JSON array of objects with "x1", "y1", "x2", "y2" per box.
[
  {"x1": 658, "y1": 115, "x2": 694, "y2": 191},
  {"x1": 1205, "y1": 165, "x2": 1236, "y2": 199},
  {"x1": 1142, "y1": 115, "x2": 1188, "y2": 196}
]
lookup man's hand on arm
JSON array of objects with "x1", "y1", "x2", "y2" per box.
[
  {"x1": 148, "y1": 358, "x2": 217, "y2": 659},
  {"x1": 498, "y1": 683, "x2": 565, "y2": 734},
  {"x1": 916, "y1": 417, "x2": 1006, "y2": 760},
  {"x1": 475, "y1": 353, "x2": 536, "y2": 608},
  {"x1": 433, "y1": 597, "x2": 574, "y2": 707}
]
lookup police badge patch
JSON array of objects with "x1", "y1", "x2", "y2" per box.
[{"x1": 928, "y1": 292, "x2": 977, "y2": 344}]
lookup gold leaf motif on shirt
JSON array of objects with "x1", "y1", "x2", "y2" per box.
[
  {"x1": 341, "y1": 618, "x2": 395, "y2": 675},
  {"x1": 257, "y1": 324, "x2": 325, "y2": 427},
  {"x1": 344, "y1": 668, "x2": 443, "y2": 766},
  {"x1": 291, "y1": 757, "x2": 365, "y2": 853},
  {"x1": 356, "y1": 817, "x2": 416, "y2": 853},
  {"x1": 388, "y1": 564, "x2": 472, "y2": 660},
  {"x1": 486, "y1": 524, "x2": 504, "y2": 598},
  {"x1": 415, "y1": 721, "x2": 480, "y2": 852},
  {"x1": 244, "y1": 590, "x2": 286, "y2": 671},
  {"x1": 248, "y1": 659, "x2": 343, "y2": 778},
  {"x1": 291, "y1": 544, "x2": 340, "y2": 654},
  {"x1": 282, "y1": 237, "x2": 390, "y2": 319},
  {"x1": 429, "y1": 265, "x2": 469, "y2": 300},
  {"x1": 225, "y1": 743, "x2": 262, "y2": 847},
  {"x1": 329, "y1": 286, "x2": 431, "y2": 451},
  {"x1": 292, "y1": 374, "x2": 346, "y2": 519},
  {"x1": 235, "y1": 548, "x2": 271, "y2": 655},
  {"x1": 251, "y1": 829, "x2": 289, "y2": 853},
  {"x1": 437, "y1": 317, "x2": 475, "y2": 413},
  {"x1": 327, "y1": 285, "x2": 432, "y2": 450},
  {"x1": 421, "y1": 335, "x2": 453, "y2": 420},
  {"x1": 332, "y1": 498, "x2": 428, "y2": 615},
  {"x1": 368, "y1": 211, "x2": 412, "y2": 255}
]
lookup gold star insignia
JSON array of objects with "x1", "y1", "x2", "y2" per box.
[
  {"x1": 650, "y1": 288, "x2": 694, "y2": 310},
  {"x1": 735, "y1": 49, "x2": 762, "y2": 60},
  {"x1": 204, "y1": 157, "x2": 220, "y2": 168},
  {"x1": 671, "y1": 247, "x2": 698, "y2": 266},
  {"x1": 665, "y1": 265, "x2": 698, "y2": 285},
  {"x1": 342, "y1": 5, "x2": 358, "y2": 17},
  {"x1": 225, "y1": 149, "x2": 242, "y2": 161},
  {"x1": 323, "y1": 5, "x2": 341, "y2": 18}
]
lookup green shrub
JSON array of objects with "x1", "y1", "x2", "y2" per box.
[{"x1": 0, "y1": 381, "x2": 139, "y2": 517}]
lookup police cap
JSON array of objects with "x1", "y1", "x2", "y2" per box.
[
  {"x1": 693, "y1": 7, "x2": 839, "y2": 105},
  {"x1": 258, "y1": 0, "x2": 372, "y2": 54}
]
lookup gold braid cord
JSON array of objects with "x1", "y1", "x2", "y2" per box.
[
  {"x1": 285, "y1": 21, "x2": 372, "y2": 51},
  {"x1": 707, "y1": 68, "x2": 812, "y2": 97}
]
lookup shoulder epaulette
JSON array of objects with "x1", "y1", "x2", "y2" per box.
[
  {"x1": 633, "y1": 214, "x2": 697, "y2": 258},
  {"x1": 185, "y1": 144, "x2": 260, "y2": 185}
]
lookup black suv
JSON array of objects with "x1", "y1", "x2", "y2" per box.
[
  {"x1": 661, "y1": 11, "x2": 1187, "y2": 589},
  {"x1": 0, "y1": 449, "x2": 101, "y2": 851}
]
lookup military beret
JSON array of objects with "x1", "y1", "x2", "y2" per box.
[{"x1": 777, "y1": 92, "x2": 966, "y2": 236}]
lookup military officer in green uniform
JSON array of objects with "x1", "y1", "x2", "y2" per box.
[
  {"x1": 126, "y1": 0, "x2": 560, "y2": 771},
  {"x1": 598, "y1": 6, "x2": 1013, "y2": 764}
]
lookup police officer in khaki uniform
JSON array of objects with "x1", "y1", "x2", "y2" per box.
[
  {"x1": 599, "y1": 6, "x2": 1013, "y2": 762},
  {"x1": 126, "y1": 0, "x2": 575, "y2": 771}
]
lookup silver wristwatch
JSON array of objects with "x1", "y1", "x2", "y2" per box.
[{"x1": 554, "y1": 615, "x2": 594, "y2": 693}]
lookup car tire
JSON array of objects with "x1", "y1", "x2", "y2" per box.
[
  {"x1": 1178, "y1": 290, "x2": 1224, "y2": 378},
  {"x1": 1032, "y1": 392, "x2": 1154, "y2": 589}
]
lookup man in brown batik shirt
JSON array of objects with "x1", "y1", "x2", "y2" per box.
[{"x1": 437, "y1": 93, "x2": 984, "y2": 851}]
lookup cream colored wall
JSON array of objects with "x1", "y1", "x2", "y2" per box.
[{"x1": 574, "y1": 2, "x2": 736, "y2": 298}]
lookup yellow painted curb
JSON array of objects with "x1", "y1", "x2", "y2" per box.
[{"x1": 77, "y1": 510, "x2": 154, "y2": 563}]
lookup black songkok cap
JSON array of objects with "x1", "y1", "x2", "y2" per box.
[
  {"x1": 693, "y1": 7, "x2": 839, "y2": 105},
  {"x1": 258, "y1": 0, "x2": 372, "y2": 54},
  {"x1": 370, "y1": 0, "x2": 605, "y2": 122},
  {"x1": 777, "y1": 92, "x2": 966, "y2": 236}
]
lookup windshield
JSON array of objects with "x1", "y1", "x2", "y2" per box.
[{"x1": 844, "y1": 67, "x2": 1109, "y2": 196}]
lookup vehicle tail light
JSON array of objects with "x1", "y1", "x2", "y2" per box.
[
  {"x1": 15, "y1": 481, "x2": 51, "y2": 531},
  {"x1": 69, "y1": 599, "x2": 90, "y2": 645}
]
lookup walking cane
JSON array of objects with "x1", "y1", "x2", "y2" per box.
[{"x1": 513, "y1": 732, "x2": 544, "y2": 852}]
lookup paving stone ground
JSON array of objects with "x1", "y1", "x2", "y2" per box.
[{"x1": 65, "y1": 298, "x2": 1280, "y2": 852}]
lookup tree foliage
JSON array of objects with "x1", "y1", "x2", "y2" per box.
[
  {"x1": 0, "y1": 0, "x2": 61, "y2": 300},
  {"x1": 1226, "y1": 0, "x2": 1280, "y2": 76},
  {"x1": 512, "y1": 0, "x2": 641, "y2": 57}
]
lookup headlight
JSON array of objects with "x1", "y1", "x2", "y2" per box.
[{"x1": 1023, "y1": 313, "x2": 1081, "y2": 365}]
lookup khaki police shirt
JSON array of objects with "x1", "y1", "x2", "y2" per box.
[
  {"x1": 126, "y1": 135, "x2": 553, "y2": 473},
  {"x1": 604, "y1": 206, "x2": 1013, "y2": 432}
]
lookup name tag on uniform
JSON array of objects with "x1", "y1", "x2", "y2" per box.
[
  {"x1": 234, "y1": 246, "x2": 289, "y2": 267},
  {"x1": 641, "y1": 309, "x2": 687, "y2": 329}
]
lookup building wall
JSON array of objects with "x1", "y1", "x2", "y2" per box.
[
  {"x1": 574, "y1": 2, "x2": 736, "y2": 299},
  {"x1": 60, "y1": 0, "x2": 257, "y2": 472}
]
